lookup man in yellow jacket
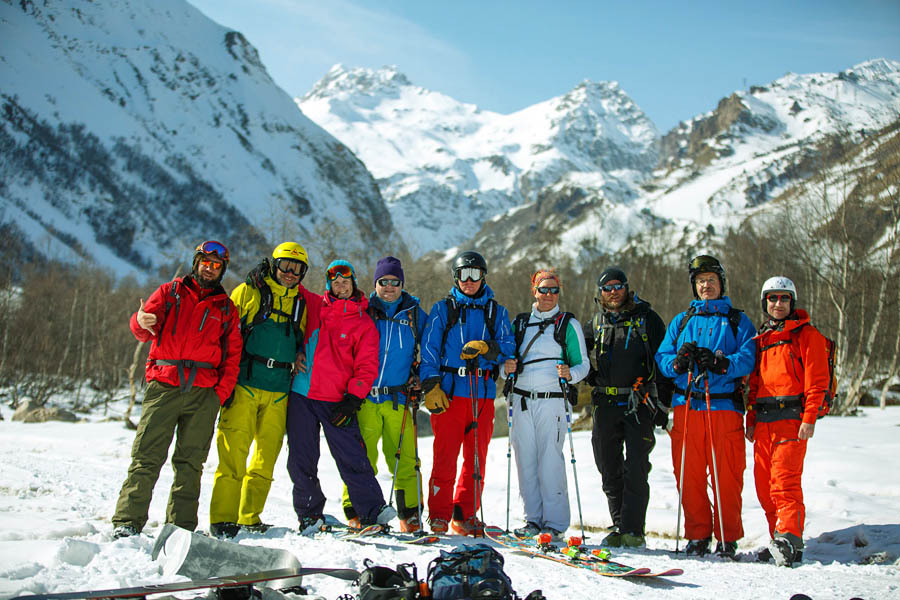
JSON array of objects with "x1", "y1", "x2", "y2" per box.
[{"x1": 209, "y1": 242, "x2": 317, "y2": 537}]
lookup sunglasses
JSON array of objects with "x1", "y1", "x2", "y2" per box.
[
  {"x1": 377, "y1": 279, "x2": 402, "y2": 287},
  {"x1": 536, "y1": 286, "x2": 560, "y2": 295},
  {"x1": 455, "y1": 267, "x2": 484, "y2": 282},
  {"x1": 767, "y1": 294, "x2": 792, "y2": 303},
  {"x1": 600, "y1": 283, "x2": 626, "y2": 293},
  {"x1": 276, "y1": 259, "x2": 306, "y2": 276},
  {"x1": 199, "y1": 258, "x2": 223, "y2": 272},
  {"x1": 196, "y1": 240, "x2": 229, "y2": 263},
  {"x1": 327, "y1": 263, "x2": 354, "y2": 281}
]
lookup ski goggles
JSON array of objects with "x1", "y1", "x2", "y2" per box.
[
  {"x1": 376, "y1": 278, "x2": 402, "y2": 287},
  {"x1": 326, "y1": 263, "x2": 354, "y2": 281},
  {"x1": 599, "y1": 283, "x2": 626, "y2": 293},
  {"x1": 455, "y1": 267, "x2": 484, "y2": 282},
  {"x1": 199, "y1": 258, "x2": 223, "y2": 272},
  {"x1": 536, "y1": 286, "x2": 560, "y2": 295},
  {"x1": 275, "y1": 258, "x2": 306, "y2": 276},
  {"x1": 766, "y1": 294, "x2": 792, "y2": 304},
  {"x1": 196, "y1": 240, "x2": 229, "y2": 263},
  {"x1": 689, "y1": 255, "x2": 721, "y2": 272}
]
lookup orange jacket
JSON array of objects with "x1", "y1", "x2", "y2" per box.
[{"x1": 747, "y1": 309, "x2": 830, "y2": 427}]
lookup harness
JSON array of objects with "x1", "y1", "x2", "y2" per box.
[
  {"x1": 367, "y1": 298, "x2": 421, "y2": 409},
  {"x1": 154, "y1": 278, "x2": 232, "y2": 392},
  {"x1": 438, "y1": 296, "x2": 500, "y2": 399},
  {"x1": 510, "y1": 311, "x2": 573, "y2": 410},
  {"x1": 242, "y1": 283, "x2": 305, "y2": 379}
]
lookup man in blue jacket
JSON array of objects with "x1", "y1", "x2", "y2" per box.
[
  {"x1": 420, "y1": 251, "x2": 515, "y2": 536},
  {"x1": 341, "y1": 256, "x2": 429, "y2": 532},
  {"x1": 655, "y1": 255, "x2": 756, "y2": 559}
]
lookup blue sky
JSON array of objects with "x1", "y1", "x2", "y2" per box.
[{"x1": 186, "y1": 0, "x2": 900, "y2": 133}]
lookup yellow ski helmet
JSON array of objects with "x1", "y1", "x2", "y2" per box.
[{"x1": 273, "y1": 242, "x2": 309, "y2": 265}]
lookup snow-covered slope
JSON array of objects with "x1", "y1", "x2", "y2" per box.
[
  {"x1": 1, "y1": 400, "x2": 898, "y2": 598},
  {"x1": 297, "y1": 65, "x2": 658, "y2": 256},
  {"x1": 298, "y1": 60, "x2": 900, "y2": 267},
  {"x1": 0, "y1": 0, "x2": 398, "y2": 275}
]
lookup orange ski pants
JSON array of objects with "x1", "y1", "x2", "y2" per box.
[
  {"x1": 752, "y1": 419, "x2": 808, "y2": 539},
  {"x1": 671, "y1": 405, "x2": 745, "y2": 542}
]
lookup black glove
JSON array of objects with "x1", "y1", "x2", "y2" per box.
[
  {"x1": 652, "y1": 405, "x2": 669, "y2": 428},
  {"x1": 331, "y1": 393, "x2": 364, "y2": 428},
  {"x1": 672, "y1": 342, "x2": 697, "y2": 374},
  {"x1": 694, "y1": 347, "x2": 716, "y2": 372},
  {"x1": 712, "y1": 351, "x2": 730, "y2": 375},
  {"x1": 246, "y1": 258, "x2": 271, "y2": 289},
  {"x1": 222, "y1": 393, "x2": 234, "y2": 410},
  {"x1": 566, "y1": 385, "x2": 579, "y2": 407}
]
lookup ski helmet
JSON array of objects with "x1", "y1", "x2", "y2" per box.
[
  {"x1": 760, "y1": 276, "x2": 797, "y2": 315},
  {"x1": 452, "y1": 251, "x2": 488, "y2": 275},
  {"x1": 688, "y1": 254, "x2": 726, "y2": 298},
  {"x1": 272, "y1": 242, "x2": 309, "y2": 282}
]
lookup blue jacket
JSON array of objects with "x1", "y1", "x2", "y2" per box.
[
  {"x1": 420, "y1": 285, "x2": 514, "y2": 401},
  {"x1": 367, "y1": 291, "x2": 429, "y2": 406},
  {"x1": 655, "y1": 297, "x2": 756, "y2": 413}
]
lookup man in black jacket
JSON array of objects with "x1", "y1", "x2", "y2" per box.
[{"x1": 583, "y1": 267, "x2": 672, "y2": 547}]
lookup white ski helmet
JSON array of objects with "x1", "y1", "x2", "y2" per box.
[{"x1": 760, "y1": 276, "x2": 797, "y2": 314}]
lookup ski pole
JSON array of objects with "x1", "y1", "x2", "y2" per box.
[
  {"x1": 387, "y1": 391, "x2": 411, "y2": 514},
  {"x1": 674, "y1": 366, "x2": 695, "y2": 554},
  {"x1": 704, "y1": 375, "x2": 727, "y2": 548},
  {"x1": 466, "y1": 358, "x2": 485, "y2": 536},
  {"x1": 409, "y1": 391, "x2": 425, "y2": 536},
  {"x1": 505, "y1": 390, "x2": 513, "y2": 533},
  {"x1": 558, "y1": 360, "x2": 585, "y2": 540}
]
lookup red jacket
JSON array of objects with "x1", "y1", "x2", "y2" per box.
[
  {"x1": 747, "y1": 309, "x2": 830, "y2": 427},
  {"x1": 290, "y1": 291, "x2": 379, "y2": 403},
  {"x1": 131, "y1": 276, "x2": 242, "y2": 404}
]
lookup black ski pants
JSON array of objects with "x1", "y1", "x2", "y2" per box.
[{"x1": 591, "y1": 400, "x2": 656, "y2": 536}]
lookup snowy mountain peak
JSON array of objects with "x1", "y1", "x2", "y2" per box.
[{"x1": 302, "y1": 64, "x2": 412, "y2": 101}]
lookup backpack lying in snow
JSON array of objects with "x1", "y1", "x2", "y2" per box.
[
  {"x1": 358, "y1": 559, "x2": 420, "y2": 600},
  {"x1": 427, "y1": 544, "x2": 525, "y2": 600}
]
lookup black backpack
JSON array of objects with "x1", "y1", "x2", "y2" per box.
[
  {"x1": 439, "y1": 296, "x2": 499, "y2": 351},
  {"x1": 512, "y1": 311, "x2": 575, "y2": 369},
  {"x1": 358, "y1": 559, "x2": 419, "y2": 600}
]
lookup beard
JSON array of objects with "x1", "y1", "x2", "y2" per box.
[{"x1": 194, "y1": 268, "x2": 222, "y2": 289}]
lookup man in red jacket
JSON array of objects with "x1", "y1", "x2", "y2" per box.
[
  {"x1": 746, "y1": 276, "x2": 831, "y2": 567},
  {"x1": 111, "y1": 241, "x2": 242, "y2": 538}
]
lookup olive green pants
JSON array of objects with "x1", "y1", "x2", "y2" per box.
[{"x1": 112, "y1": 381, "x2": 219, "y2": 532}]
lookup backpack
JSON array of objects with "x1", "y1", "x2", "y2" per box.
[
  {"x1": 512, "y1": 311, "x2": 574, "y2": 366},
  {"x1": 427, "y1": 544, "x2": 515, "y2": 600},
  {"x1": 358, "y1": 559, "x2": 420, "y2": 600},
  {"x1": 758, "y1": 324, "x2": 837, "y2": 419},
  {"x1": 675, "y1": 305, "x2": 743, "y2": 341},
  {"x1": 440, "y1": 296, "x2": 499, "y2": 351},
  {"x1": 590, "y1": 312, "x2": 655, "y2": 378}
]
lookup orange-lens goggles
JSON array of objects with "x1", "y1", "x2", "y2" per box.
[{"x1": 327, "y1": 264, "x2": 354, "y2": 280}]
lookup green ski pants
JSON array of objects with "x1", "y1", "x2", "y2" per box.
[
  {"x1": 112, "y1": 381, "x2": 219, "y2": 532},
  {"x1": 342, "y1": 399, "x2": 421, "y2": 518}
]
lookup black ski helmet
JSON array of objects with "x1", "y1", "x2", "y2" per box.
[
  {"x1": 688, "y1": 254, "x2": 726, "y2": 299},
  {"x1": 451, "y1": 250, "x2": 488, "y2": 276}
]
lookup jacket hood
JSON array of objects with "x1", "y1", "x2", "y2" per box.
[{"x1": 450, "y1": 284, "x2": 495, "y2": 306}]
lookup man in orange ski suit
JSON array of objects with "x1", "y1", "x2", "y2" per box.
[{"x1": 746, "y1": 276, "x2": 830, "y2": 567}]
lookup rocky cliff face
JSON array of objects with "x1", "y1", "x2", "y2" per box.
[{"x1": 0, "y1": 0, "x2": 399, "y2": 276}]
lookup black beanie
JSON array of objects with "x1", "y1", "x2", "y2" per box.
[{"x1": 597, "y1": 267, "x2": 628, "y2": 287}]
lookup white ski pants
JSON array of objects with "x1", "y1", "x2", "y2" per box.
[{"x1": 510, "y1": 392, "x2": 570, "y2": 532}]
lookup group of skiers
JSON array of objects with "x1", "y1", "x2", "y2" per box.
[{"x1": 111, "y1": 242, "x2": 830, "y2": 569}]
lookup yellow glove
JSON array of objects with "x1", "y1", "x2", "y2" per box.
[
  {"x1": 423, "y1": 386, "x2": 449, "y2": 414},
  {"x1": 460, "y1": 340, "x2": 490, "y2": 360}
]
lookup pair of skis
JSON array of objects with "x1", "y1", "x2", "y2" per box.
[{"x1": 484, "y1": 526, "x2": 683, "y2": 578}]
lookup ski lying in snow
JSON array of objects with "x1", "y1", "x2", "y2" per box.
[
  {"x1": 9, "y1": 566, "x2": 360, "y2": 600},
  {"x1": 485, "y1": 526, "x2": 682, "y2": 578},
  {"x1": 318, "y1": 514, "x2": 441, "y2": 545}
]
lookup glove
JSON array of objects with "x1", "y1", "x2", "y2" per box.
[
  {"x1": 712, "y1": 351, "x2": 730, "y2": 375},
  {"x1": 246, "y1": 258, "x2": 271, "y2": 289},
  {"x1": 672, "y1": 341, "x2": 697, "y2": 374},
  {"x1": 460, "y1": 340, "x2": 500, "y2": 361},
  {"x1": 566, "y1": 385, "x2": 578, "y2": 407},
  {"x1": 331, "y1": 393, "x2": 364, "y2": 428},
  {"x1": 423, "y1": 386, "x2": 449, "y2": 414},
  {"x1": 652, "y1": 404, "x2": 669, "y2": 428},
  {"x1": 694, "y1": 347, "x2": 716, "y2": 372},
  {"x1": 221, "y1": 393, "x2": 234, "y2": 409}
]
